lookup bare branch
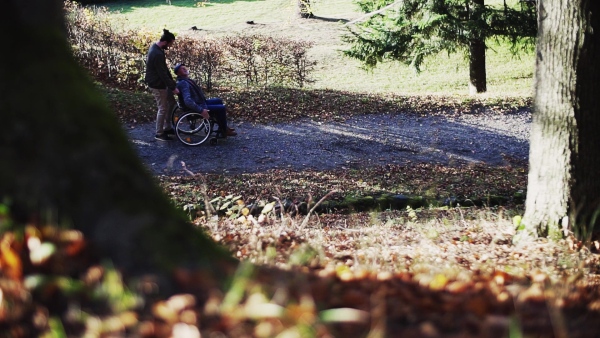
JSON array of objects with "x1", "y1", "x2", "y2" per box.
[
  {"x1": 300, "y1": 190, "x2": 338, "y2": 229},
  {"x1": 182, "y1": 161, "x2": 216, "y2": 217},
  {"x1": 346, "y1": 1, "x2": 404, "y2": 26}
]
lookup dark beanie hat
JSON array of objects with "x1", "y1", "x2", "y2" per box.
[
  {"x1": 160, "y1": 29, "x2": 176, "y2": 42},
  {"x1": 173, "y1": 63, "x2": 184, "y2": 75}
]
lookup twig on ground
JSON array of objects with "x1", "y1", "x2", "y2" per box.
[
  {"x1": 181, "y1": 161, "x2": 216, "y2": 218},
  {"x1": 300, "y1": 190, "x2": 338, "y2": 230}
]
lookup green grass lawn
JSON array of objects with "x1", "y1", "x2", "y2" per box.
[
  {"x1": 103, "y1": 0, "x2": 535, "y2": 96},
  {"x1": 106, "y1": 0, "x2": 357, "y2": 28},
  {"x1": 310, "y1": 40, "x2": 534, "y2": 96}
]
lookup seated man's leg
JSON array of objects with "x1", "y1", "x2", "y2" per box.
[
  {"x1": 206, "y1": 98, "x2": 223, "y2": 105},
  {"x1": 206, "y1": 104, "x2": 234, "y2": 136}
]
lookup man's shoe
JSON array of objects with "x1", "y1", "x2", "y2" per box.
[
  {"x1": 226, "y1": 129, "x2": 237, "y2": 136},
  {"x1": 164, "y1": 128, "x2": 175, "y2": 135},
  {"x1": 155, "y1": 133, "x2": 172, "y2": 141}
]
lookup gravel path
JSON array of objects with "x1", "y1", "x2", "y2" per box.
[{"x1": 126, "y1": 110, "x2": 531, "y2": 176}]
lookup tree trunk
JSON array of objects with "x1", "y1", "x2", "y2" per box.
[
  {"x1": 1, "y1": 0, "x2": 236, "y2": 283},
  {"x1": 296, "y1": 0, "x2": 314, "y2": 19},
  {"x1": 468, "y1": 38, "x2": 487, "y2": 94},
  {"x1": 522, "y1": 0, "x2": 600, "y2": 240},
  {"x1": 468, "y1": 0, "x2": 487, "y2": 94}
]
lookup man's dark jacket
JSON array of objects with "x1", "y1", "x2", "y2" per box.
[
  {"x1": 144, "y1": 43, "x2": 176, "y2": 90},
  {"x1": 175, "y1": 76, "x2": 208, "y2": 113}
]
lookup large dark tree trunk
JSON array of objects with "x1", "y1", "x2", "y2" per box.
[
  {"x1": 468, "y1": 0, "x2": 487, "y2": 94},
  {"x1": 522, "y1": 0, "x2": 600, "y2": 240},
  {"x1": 1, "y1": 0, "x2": 236, "y2": 283}
]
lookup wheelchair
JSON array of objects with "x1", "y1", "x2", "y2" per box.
[{"x1": 171, "y1": 103, "x2": 221, "y2": 146}]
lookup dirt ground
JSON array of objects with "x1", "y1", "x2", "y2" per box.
[{"x1": 127, "y1": 109, "x2": 530, "y2": 176}]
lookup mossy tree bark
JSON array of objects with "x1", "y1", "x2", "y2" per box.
[
  {"x1": 523, "y1": 0, "x2": 600, "y2": 239},
  {"x1": 0, "y1": 0, "x2": 236, "y2": 280}
]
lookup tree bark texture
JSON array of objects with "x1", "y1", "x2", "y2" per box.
[
  {"x1": 297, "y1": 0, "x2": 314, "y2": 19},
  {"x1": 0, "y1": 0, "x2": 236, "y2": 279},
  {"x1": 469, "y1": 38, "x2": 487, "y2": 94},
  {"x1": 469, "y1": 0, "x2": 487, "y2": 94},
  {"x1": 524, "y1": 0, "x2": 600, "y2": 238}
]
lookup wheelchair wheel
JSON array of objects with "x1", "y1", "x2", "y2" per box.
[
  {"x1": 171, "y1": 105, "x2": 185, "y2": 129},
  {"x1": 175, "y1": 112, "x2": 212, "y2": 146}
]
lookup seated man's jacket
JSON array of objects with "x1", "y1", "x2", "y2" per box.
[{"x1": 175, "y1": 77, "x2": 208, "y2": 113}]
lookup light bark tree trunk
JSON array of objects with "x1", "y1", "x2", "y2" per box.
[
  {"x1": 522, "y1": 0, "x2": 600, "y2": 240},
  {"x1": 296, "y1": 0, "x2": 314, "y2": 19},
  {"x1": 1, "y1": 0, "x2": 236, "y2": 283}
]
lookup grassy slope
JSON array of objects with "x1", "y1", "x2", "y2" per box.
[
  {"x1": 105, "y1": 0, "x2": 535, "y2": 96},
  {"x1": 106, "y1": 0, "x2": 357, "y2": 30}
]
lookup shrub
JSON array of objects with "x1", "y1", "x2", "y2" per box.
[
  {"x1": 63, "y1": 1, "x2": 316, "y2": 92},
  {"x1": 222, "y1": 35, "x2": 316, "y2": 88},
  {"x1": 64, "y1": 1, "x2": 156, "y2": 90},
  {"x1": 169, "y1": 35, "x2": 226, "y2": 92}
]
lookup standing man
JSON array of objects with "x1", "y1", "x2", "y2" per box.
[{"x1": 145, "y1": 29, "x2": 179, "y2": 141}]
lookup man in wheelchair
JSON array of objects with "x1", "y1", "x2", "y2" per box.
[{"x1": 173, "y1": 63, "x2": 237, "y2": 137}]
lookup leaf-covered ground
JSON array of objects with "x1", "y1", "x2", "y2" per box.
[
  {"x1": 2, "y1": 89, "x2": 600, "y2": 337},
  {"x1": 104, "y1": 86, "x2": 532, "y2": 125},
  {"x1": 158, "y1": 162, "x2": 528, "y2": 217},
  {"x1": 1, "y1": 206, "x2": 600, "y2": 337}
]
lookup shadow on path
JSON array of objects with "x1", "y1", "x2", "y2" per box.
[{"x1": 126, "y1": 112, "x2": 530, "y2": 176}]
